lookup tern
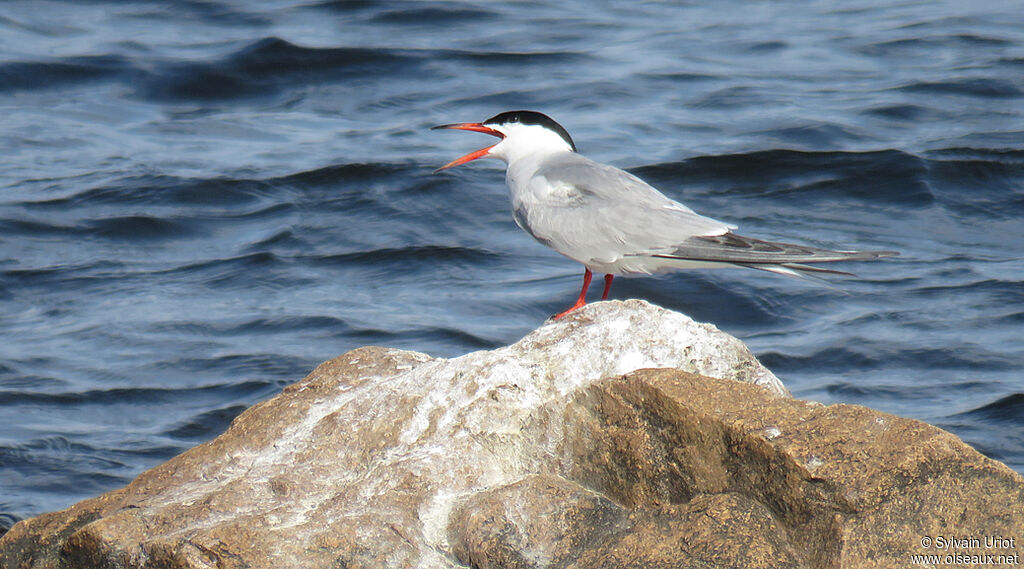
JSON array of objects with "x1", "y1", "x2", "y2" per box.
[{"x1": 432, "y1": 110, "x2": 897, "y2": 319}]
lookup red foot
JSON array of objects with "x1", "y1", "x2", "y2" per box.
[
  {"x1": 553, "y1": 269, "x2": 593, "y2": 319},
  {"x1": 552, "y1": 297, "x2": 587, "y2": 319},
  {"x1": 553, "y1": 270, "x2": 616, "y2": 319}
]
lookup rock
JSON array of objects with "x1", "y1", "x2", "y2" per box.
[
  {"x1": 2, "y1": 300, "x2": 1022, "y2": 569},
  {"x1": 450, "y1": 368, "x2": 1024, "y2": 569},
  {"x1": 449, "y1": 474, "x2": 630, "y2": 569},
  {"x1": 448, "y1": 478, "x2": 805, "y2": 569}
]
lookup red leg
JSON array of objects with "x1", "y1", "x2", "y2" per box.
[
  {"x1": 553, "y1": 268, "x2": 592, "y2": 319},
  {"x1": 601, "y1": 274, "x2": 614, "y2": 300}
]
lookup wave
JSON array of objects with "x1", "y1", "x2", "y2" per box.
[
  {"x1": 859, "y1": 34, "x2": 1015, "y2": 58},
  {"x1": 636, "y1": 147, "x2": 1024, "y2": 222},
  {"x1": 0, "y1": 37, "x2": 439, "y2": 101},
  {"x1": 635, "y1": 149, "x2": 936, "y2": 205},
  {"x1": 897, "y1": 78, "x2": 1022, "y2": 99},
  {"x1": 954, "y1": 393, "x2": 1024, "y2": 424},
  {"x1": 0, "y1": 55, "x2": 131, "y2": 92},
  {"x1": 307, "y1": 245, "x2": 501, "y2": 266},
  {"x1": 367, "y1": 5, "x2": 498, "y2": 24},
  {"x1": 759, "y1": 343, "x2": 1017, "y2": 373},
  {"x1": 0, "y1": 380, "x2": 274, "y2": 407},
  {"x1": 162, "y1": 404, "x2": 249, "y2": 441},
  {"x1": 136, "y1": 37, "x2": 427, "y2": 101},
  {"x1": 21, "y1": 174, "x2": 274, "y2": 208},
  {"x1": 0, "y1": 215, "x2": 200, "y2": 240}
]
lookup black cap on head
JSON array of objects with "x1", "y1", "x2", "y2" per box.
[{"x1": 483, "y1": 110, "x2": 576, "y2": 152}]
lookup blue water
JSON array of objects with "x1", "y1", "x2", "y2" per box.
[{"x1": 2, "y1": 0, "x2": 1023, "y2": 531}]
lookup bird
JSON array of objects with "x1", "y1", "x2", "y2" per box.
[{"x1": 432, "y1": 110, "x2": 897, "y2": 319}]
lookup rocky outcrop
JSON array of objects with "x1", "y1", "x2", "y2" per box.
[
  {"x1": 2, "y1": 300, "x2": 1022, "y2": 569},
  {"x1": 453, "y1": 369, "x2": 1024, "y2": 568}
]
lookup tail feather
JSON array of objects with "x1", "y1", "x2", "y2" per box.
[{"x1": 735, "y1": 261, "x2": 855, "y2": 277}]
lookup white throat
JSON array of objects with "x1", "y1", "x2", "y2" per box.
[{"x1": 487, "y1": 123, "x2": 574, "y2": 166}]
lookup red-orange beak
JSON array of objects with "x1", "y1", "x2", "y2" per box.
[{"x1": 431, "y1": 122, "x2": 505, "y2": 172}]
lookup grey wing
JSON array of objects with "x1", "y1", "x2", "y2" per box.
[
  {"x1": 648, "y1": 231, "x2": 899, "y2": 278},
  {"x1": 657, "y1": 232, "x2": 898, "y2": 264},
  {"x1": 516, "y1": 153, "x2": 734, "y2": 268}
]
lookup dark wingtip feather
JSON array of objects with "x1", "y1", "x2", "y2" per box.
[{"x1": 781, "y1": 263, "x2": 856, "y2": 276}]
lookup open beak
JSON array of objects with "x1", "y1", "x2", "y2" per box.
[{"x1": 431, "y1": 122, "x2": 504, "y2": 172}]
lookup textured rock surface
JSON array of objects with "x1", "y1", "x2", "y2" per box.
[
  {"x1": 512, "y1": 370, "x2": 1023, "y2": 568},
  {"x1": 2, "y1": 300, "x2": 1022, "y2": 569}
]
